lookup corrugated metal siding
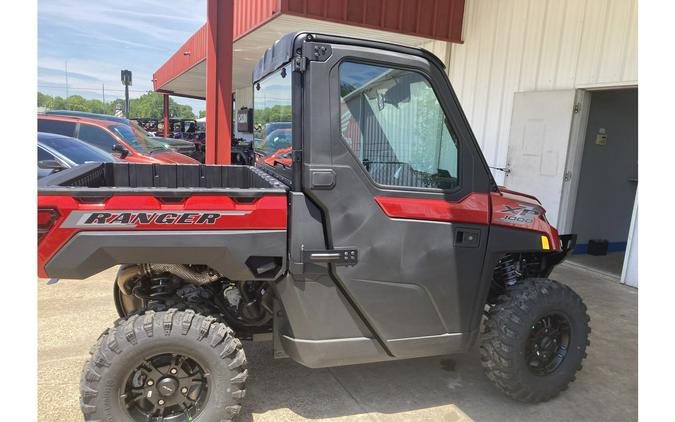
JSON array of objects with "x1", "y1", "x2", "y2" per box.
[
  {"x1": 282, "y1": 0, "x2": 465, "y2": 42},
  {"x1": 153, "y1": 24, "x2": 208, "y2": 92},
  {"x1": 445, "y1": 0, "x2": 637, "y2": 184},
  {"x1": 233, "y1": 0, "x2": 280, "y2": 38},
  {"x1": 156, "y1": 0, "x2": 467, "y2": 92},
  {"x1": 418, "y1": 39, "x2": 450, "y2": 65},
  {"x1": 155, "y1": 1, "x2": 282, "y2": 91},
  {"x1": 234, "y1": 87, "x2": 253, "y2": 109}
]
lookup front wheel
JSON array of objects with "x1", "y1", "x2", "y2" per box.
[
  {"x1": 480, "y1": 278, "x2": 590, "y2": 403},
  {"x1": 80, "y1": 309, "x2": 247, "y2": 421}
]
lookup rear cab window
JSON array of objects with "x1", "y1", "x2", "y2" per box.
[{"x1": 253, "y1": 63, "x2": 293, "y2": 181}]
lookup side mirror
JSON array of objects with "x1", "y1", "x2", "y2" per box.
[
  {"x1": 112, "y1": 144, "x2": 130, "y2": 159},
  {"x1": 38, "y1": 159, "x2": 66, "y2": 171}
]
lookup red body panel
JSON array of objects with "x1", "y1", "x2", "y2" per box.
[
  {"x1": 146, "y1": 151, "x2": 200, "y2": 164},
  {"x1": 374, "y1": 193, "x2": 490, "y2": 225},
  {"x1": 37, "y1": 194, "x2": 288, "y2": 278},
  {"x1": 490, "y1": 191, "x2": 561, "y2": 250},
  {"x1": 374, "y1": 189, "x2": 560, "y2": 250}
]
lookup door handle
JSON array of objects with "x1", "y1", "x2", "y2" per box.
[
  {"x1": 309, "y1": 252, "x2": 342, "y2": 262},
  {"x1": 303, "y1": 248, "x2": 358, "y2": 265}
]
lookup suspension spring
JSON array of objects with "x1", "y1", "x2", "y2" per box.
[
  {"x1": 494, "y1": 255, "x2": 520, "y2": 287},
  {"x1": 147, "y1": 277, "x2": 174, "y2": 307}
]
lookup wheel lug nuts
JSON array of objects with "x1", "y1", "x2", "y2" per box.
[
  {"x1": 181, "y1": 387, "x2": 188, "y2": 394},
  {"x1": 147, "y1": 380, "x2": 154, "y2": 386},
  {"x1": 170, "y1": 368, "x2": 178, "y2": 375},
  {"x1": 158, "y1": 399, "x2": 165, "y2": 406}
]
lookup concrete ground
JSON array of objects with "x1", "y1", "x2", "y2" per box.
[
  {"x1": 568, "y1": 251, "x2": 626, "y2": 277},
  {"x1": 38, "y1": 263, "x2": 637, "y2": 421}
]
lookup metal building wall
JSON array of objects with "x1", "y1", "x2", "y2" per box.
[
  {"x1": 283, "y1": 0, "x2": 466, "y2": 43},
  {"x1": 234, "y1": 87, "x2": 253, "y2": 109},
  {"x1": 442, "y1": 0, "x2": 637, "y2": 184}
]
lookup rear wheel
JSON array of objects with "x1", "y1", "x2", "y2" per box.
[
  {"x1": 480, "y1": 278, "x2": 590, "y2": 403},
  {"x1": 80, "y1": 309, "x2": 247, "y2": 421}
]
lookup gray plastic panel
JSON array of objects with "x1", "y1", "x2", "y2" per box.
[
  {"x1": 346, "y1": 278, "x2": 446, "y2": 338},
  {"x1": 279, "y1": 331, "x2": 468, "y2": 368},
  {"x1": 386, "y1": 332, "x2": 465, "y2": 358},
  {"x1": 279, "y1": 335, "x2": 387, "y2": 368},
  {"x1": 274, "y1": 274, "x2": 372, "y2": 340},
  {"x1": 44, "y1": 230, "x2": 287, "y2": 280}
]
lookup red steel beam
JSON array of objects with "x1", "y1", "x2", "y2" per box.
[
  {"x1": 162, "y1": 94, "x2": 170, "y2": 138},
  {"x1": 205, "y1": 0, "x2": 234, "y2": 164}
]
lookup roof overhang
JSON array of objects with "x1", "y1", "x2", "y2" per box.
[{"x1": 153, "y1": 0, "x2": 465, "y2": 99}]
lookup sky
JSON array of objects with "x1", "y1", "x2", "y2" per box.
[{"x1": 38, "y1": 0, "x2": 207, "y2": 114}]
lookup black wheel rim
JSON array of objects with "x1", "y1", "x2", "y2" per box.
[
  {"x1": 121, "y1": 353, "x2": 209, "y2": 421},
  {"x1": 525, "y1": 313, "x2": 571, "y2": 376}
]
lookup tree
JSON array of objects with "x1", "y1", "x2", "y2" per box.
[
  {"x1": 198, "y1": 110, "x2": 206, "y2": 119},
  {"x1": 36, "y1": 91, "x2": 196, "y2": 119},
  {"x1": 64, "y1": 95, "x2": 88, "y2": 111},
  {"x1": 51, "y1": 96, "x2": 67, "y2": 110},
  {"x1": 38, "y1": 92, "x2": 52, "y2": 107}
]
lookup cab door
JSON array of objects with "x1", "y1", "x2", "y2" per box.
[{"x1": 301, "y1": 41, "x2": 494, "y2": 358}]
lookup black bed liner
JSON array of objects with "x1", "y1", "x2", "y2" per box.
[{"x1": 38, "y1": 162, "x2": 288, "y2": 199}]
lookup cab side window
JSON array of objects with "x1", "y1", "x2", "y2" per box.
[
  {"x1": 37, "y1": 119, "x2": 76, "y2": 137},
  {"x1": 339, "y1": 61, "x2": 459, "y2": 190},
  {"x1": 77, "y1": 124, "x2": 120, "y2": 153}
]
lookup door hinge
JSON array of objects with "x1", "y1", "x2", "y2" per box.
[
  {"x1": 293, "y1": 54, "x2": 306, "y2": 72},
  {"x1": 563, "y1": 170, "x2": 572, "y2": 182},
  {"x1": 573, "y1": 103, "x2": 581, "y2": 113},
  {"x1": 291, "y1": 149, "x2": 303, "y2": 164}
]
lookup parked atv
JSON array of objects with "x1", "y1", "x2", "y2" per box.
[{"x1": 37, "y1": 32, "x2": 589, "y2": 421}]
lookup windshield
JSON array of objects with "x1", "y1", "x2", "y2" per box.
[
  {"x1": 111, "y1": 123, "x2": 167, "y2": 154},
  {"x1": 39, "y1": 135, "x2": 115, "y2": 164}
]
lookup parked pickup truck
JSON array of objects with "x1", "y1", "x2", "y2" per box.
[{"x1": 38, "y1": 32, "x2": 588, "y2": 422}]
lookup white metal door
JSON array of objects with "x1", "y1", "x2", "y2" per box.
[
  {"x1": 505, "y1": 90, "x2": 577, "y2": 226},
  {"x1": 621, "y1": 192, "x2": 638, "y2": 287}
]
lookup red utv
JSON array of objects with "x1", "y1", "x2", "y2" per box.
[{"x1": 38, "y1": 33, "x2": 589, "y2": 421}]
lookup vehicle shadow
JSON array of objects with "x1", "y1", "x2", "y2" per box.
[{"x1": 238, "y1": 340, "x2": 514, "y2": 421}]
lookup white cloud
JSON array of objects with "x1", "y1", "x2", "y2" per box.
[
  {"x1": 37, "y1": 0, "x2": 208, "y2": 112},
  {"x1": 38, "y1": 0, "x2": 205, "y2": 44}
]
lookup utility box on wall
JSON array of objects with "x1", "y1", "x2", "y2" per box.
[{"x1": 237, "y1": 108, "x2": 253, "y2": 133}]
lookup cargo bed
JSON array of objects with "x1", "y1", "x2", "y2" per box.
[
  {"x1": 37, "y1": 162, "x2": 289, "y2": 280},
  {"x1": 38, "y1": 162, "x2": 288, "y2": 198}
]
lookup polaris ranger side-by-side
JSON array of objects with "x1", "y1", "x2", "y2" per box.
[{"x1": 37, "y1": 33, "x2": 589, "y2": 422}]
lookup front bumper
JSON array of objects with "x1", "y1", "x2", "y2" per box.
[{"x1": 542, "y1": 234, "x2": 577, "y2": 277}]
